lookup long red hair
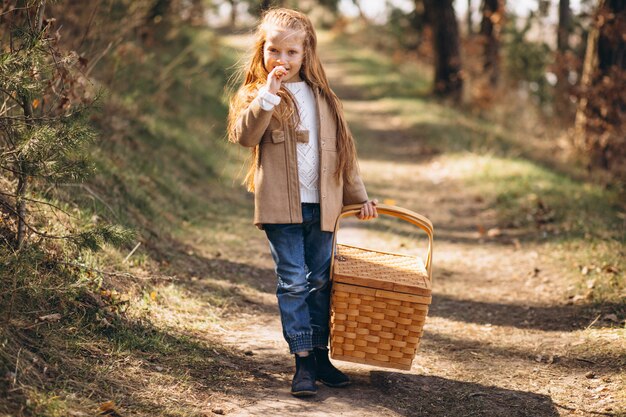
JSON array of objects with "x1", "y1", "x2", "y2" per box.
[{"x1": 227, "y1": 8, "x2": 358, "y2": 192}]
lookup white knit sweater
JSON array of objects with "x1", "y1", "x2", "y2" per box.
[{"x1": 257, "y1": 83, "x2": 320, "y2": 203}]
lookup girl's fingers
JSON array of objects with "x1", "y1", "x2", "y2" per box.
[
  {"x1": 358, "y1": 200, "x2": 378, "y2": 220},
  {"x1": 359, "y1": 201, "x2": 377, "y2": 220},
  {"x1": 266, "y1": 67, "x2": 286, "y2": 94},
  {"x1": 272, "y1": 66, "x2": 287, "y2": 78},
  {"x1": 267, "y1": 67, "x2": 282, "y2": 82}
]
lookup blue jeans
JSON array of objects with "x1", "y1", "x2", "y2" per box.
[{"x1": 263, "y1": 203, "x2": 334, "y2": 354}]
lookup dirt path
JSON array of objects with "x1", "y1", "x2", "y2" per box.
[{"x1": 187, "y1": 34, "x2": 624, "y2": 417}]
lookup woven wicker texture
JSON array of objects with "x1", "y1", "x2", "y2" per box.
[
  {"x1": 330, "y1": 282, "x2": 430, "y2": 370},
  {"x1": 329, "y1": 204, "x2": 434, "y2": 371},
  {"x1": 334, "y1": 244, "x2": 430, "y2": 293}
]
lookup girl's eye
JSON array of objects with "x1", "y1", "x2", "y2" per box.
[{"x1": 289, "y1": 51, "x2": 297, "y2": 55}]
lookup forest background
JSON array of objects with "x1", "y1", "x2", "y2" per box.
[{"x1": 0, "y1": 0, "x2": 624, "y2": 416}]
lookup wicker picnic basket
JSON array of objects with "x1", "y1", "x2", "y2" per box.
[{"x1": 329, "y1": 204, "x2": 433, "y2": 370}]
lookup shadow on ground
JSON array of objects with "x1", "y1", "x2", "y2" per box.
[
  {"x1": 430, "y1": 294, "x2": 624, "y2": 332},
  {"x1": 423, "y1": 330, "x2": 624, "y2": 374},
  {"x1": 3, "y1": 316, "x2": 280, "y2": 416},
  {"x1": 371, "y1": 372, "x2": 559, "y2": 417},
  {"x1": 233, "y1": 370, "x2": 560, "y2": 417},
  {"x1": 143, "y1": 234, "x2": 278, "y2": 312}
]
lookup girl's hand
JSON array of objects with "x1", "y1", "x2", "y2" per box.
[
  {"x1": 266, "y1": 65, "x2": 287, "y2": 94},
  {"x1": 357, "y1": 199, "x2": 378, "y2": 220}
]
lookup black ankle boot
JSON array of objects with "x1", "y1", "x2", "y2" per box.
[
  {"x1": 314, "y1": 347, "x2": 350, "y2": 387},
  {"x1": 291, "y1": 354, "x2": 317, "y2": 397}
]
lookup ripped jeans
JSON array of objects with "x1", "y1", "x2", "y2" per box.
[{"x1": 263, "y1": 203, "x2": 334, "y2": 354}]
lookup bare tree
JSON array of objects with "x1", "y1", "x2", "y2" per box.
[
  {"x1": 554, "y1": 0, "x2": 572, "y2": 115},
  {"x1": 557, "y1": 0, "x2": 571, "y2": 52},
  {"x1": 424, "y1": 0, "x2": 463, "y2": 101},
  {"x1": 479, "y1": 0, "x2": 504, "y2": 87},
  {"x1": 574, "y1": 0, "x2": 625, "y2": 175},
  {"x1": 467, "y1": 0, "x2": 474, "y2": 35},
  {"x1": 352, "y1": 0, "x2": 368, "y2": 23},
  {"x1": 228, "y1": 0, "x2": 238, "y2": 28}
]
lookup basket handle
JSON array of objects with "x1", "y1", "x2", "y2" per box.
[{"x1": 331, "y1": 204, "x2": 434, "y2": 281}]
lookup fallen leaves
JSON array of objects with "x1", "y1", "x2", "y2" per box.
[
  {"x1": 602, "y1": 313, "x2": 619, "y2": 323},
  {"x1": 37, "y1": 313, "x2": 62, "y2": 322},
  {"x1": 602, "y1": 265, "x2": 620, "y2": 274},
  {"x1": 579, "y1": 263, "x2": 621, "y2": 276},
  {"x1": 535, "y1": 354, "x2": 559, "y2": 364},
  {"x1": 486, "y1": 227, "x2": 502, "y2": 237},
  {"x1": 98, "y1": 400, "x2": 123, "y2": 416},
  {"x1": 568, "y1": 292, "x2": 593, "y2": 304},
  {"x1": 476, "y1": 224, "x2": 508, "y2": 240}
]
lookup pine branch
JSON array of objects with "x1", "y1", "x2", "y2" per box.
[
  {"x1": 0, "y1": 198, "x2": 68, "y2": 241},
  {"x1": 58, "y1": 261, "x2": 178, "y2": 282},
  {"x1": 56, "y1": 183, "x2": 119, "y2": 220},
  {"x1": 0, "y1": 198, "x2": 133, "y2": 251},
  {"x1": 0, "y1": 189, "x2": 75, "y2": 218},
  {"x1": 0, "y1": 6, "x2": 32, "y2": 18}
]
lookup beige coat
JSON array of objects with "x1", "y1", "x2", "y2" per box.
[{"x1": 233, "y1": 87, "x2": 368, "y2": 232}]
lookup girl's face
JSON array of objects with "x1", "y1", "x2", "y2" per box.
[{"x1": 263, "y1": 28, "x2": 305, "y2": 83}]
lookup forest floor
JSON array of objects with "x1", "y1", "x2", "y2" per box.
[
  {"x1": 116, "y1": 32, "x2": 625, "y2": 417},
  {"x1": 19, "y1": 31, "x2": 621, "y2": 417}
]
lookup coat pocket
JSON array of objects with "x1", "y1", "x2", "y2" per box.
[{"x1": 271, "y1": 130, "x2": 286, "y2": 143}]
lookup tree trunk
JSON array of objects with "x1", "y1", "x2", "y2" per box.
[
  {"x1": 424, "y1": 0, "x2": 463, "y2": 101},
  {"x1": 557, "y1": 0, "x2": 571, "y2": 52},
  {"x1": 260, "y1": 0, "x2": 272, "y2": 12},
  {"x1": 228, "y1": 0, "x2": 237, "y2": 28},
  {"x1": 574, "y1": 0, "x2": 626, "y2": 174},
  {"x1": 467, "y1": 0, "x2": 473, "y2": 35},
  {"x1": 15, "y1": 0, "x2": 46, "y2": 249},
  {"x1": 148, "y1": 0, "x2": 170, "y2": 23},
  {"x1": 554, "y1": 0, "x2": 571, "y2": 115},
  {"x1": 188, "y1": 0, "x2": 205, "y2": 26},
  {"x1": 352, "y1": 0, "x2": 368, "y2": 23},
  {"x1": 480, "y1": 0, "x2": 503, "y2": 87},
  {"x1": 15, "y1": 159, "x2": 28, "y2": 249}
]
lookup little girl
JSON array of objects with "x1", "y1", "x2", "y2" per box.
[{"x1": 227, "y1": 8, "x2": 377, "y2": 397}]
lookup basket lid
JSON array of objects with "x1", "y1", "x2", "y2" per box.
[{"x1": 333, "y1": 244, "x2": 431, "y2": 296}]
